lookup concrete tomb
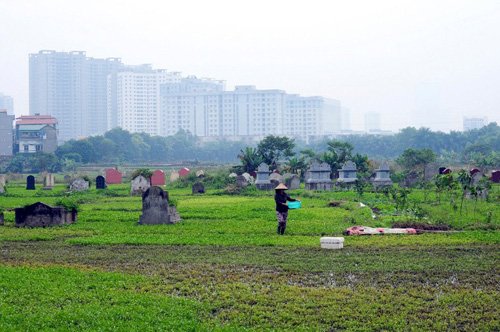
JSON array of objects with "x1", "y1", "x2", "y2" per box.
[
  {"x1": 320, "y1": 237, "x2": 344, "y2": 249},
  {"x1": 178, "y1": 167, "x2": 190, "y2": 177},
  {"x1": 15, "y1": 202, "x2": 77, "y2": 228},
  {"x1": 0, "y1": 174, "x2": 5, "y2": 194},
  {"x1": 242, "y1": 172, "x2": 254, "y2": 184},
  {"x1": 26, "y1": 175, "x2": 36, "y2": 190},
  {"x1": 284, "y1": 173, "x2": 300, "y2": 190},
  {"x1": 305, "y1": 161, "x2": 332, "y2": 190},
  {"x1": 151, "y1": 170, "x2": 166, "y2": 186},
  {"x1": 236, "y1": 175, "x2": 249, "y2": 188},
  {"x1": 491, "y1": 170, "x2": 500, "y2": 183},
  {"x1": 70, "y1": 178, "x2": 90, "y2": 192},
  {"x1": 192, "y1": 182, "x2": 205, "y2": 194},
  {"x1": 170, "y1": 171, "x2": 180, "y2": 182},
  {"x1": 131, "y1": 175, "x2": 150, "y2": 196},
  {"x1": 372, "y1": 162, "x2": 392, "y2": 187},
  {"x1": 138, "y1": 186, "x2": 179, "y2": 225},
  {"x1": 196, "y1": 170, "x2": 205, "y2": 177},
  {"x1": 255, "y1": 163, "x2": 273, "y2": 190},
  {"x1": 96, "y1": 175, "x2": 107, "y2": 189},
  {"x1": 337, "y1": 161, "x2": 357, "y2": 184},
  {"x1": 105, "y1": 168, "x2": 122, "y2": 184},
  {"x1": 269, "y1": 172, "x2": 284, "y2": 184},
  {"x1": 228, "y1": 173, "x2": 237, "y2": 178},
  {"x1": 43, "y1": 173, "x2": 55, "y2": 190}
]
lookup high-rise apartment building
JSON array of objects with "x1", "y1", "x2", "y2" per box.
[
  {"x1": 29, "y1": 50, "x2": 122, "y2": 141},
  {"x1": 463, "y1": 117, "x2": 487, "y2": 131},
  {"x1": 0, "y1": 110, "x2": 15, "y2": 156},
  {"x1": 0, "y1": 93, "x2": 14, "y2": 115},
  {"x1": 365, "y1": 112, "x2": 381, "y2": 132},
  {"x1": 107, "y1": 65, "x2": 182, "y2": 136}
]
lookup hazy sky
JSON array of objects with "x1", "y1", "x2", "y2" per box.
[{"x1": 1, "y1": 0, "x2": 499, "y2": 131}]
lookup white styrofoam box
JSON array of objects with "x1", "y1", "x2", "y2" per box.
[{"x1": 320, "y1": 237, "x2": 344, "y2": 249}]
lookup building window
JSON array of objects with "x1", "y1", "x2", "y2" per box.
[{"x1": 23, "y1": 145, "x2": 29, "y2": 152}]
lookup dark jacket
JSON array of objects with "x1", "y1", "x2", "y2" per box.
[{"x1": 275, "y1": 191, "x2": 296, "y2": 212}]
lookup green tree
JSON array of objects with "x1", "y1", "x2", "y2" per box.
[
  {"x1": 396, "y1": 148, "x2": 436, "y2": 182},
  {"x1": 257, "y1": 135, "x2": 295, "y2": 169},
  {"x1": 237, "y1": 147, "x2": 263, "y2": 173}
]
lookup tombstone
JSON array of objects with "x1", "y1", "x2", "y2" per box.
[
  {"x1": 138, "y1": 186, "x2": 178, "y2": 225},
  {"x1": 196, "y1": 170, "x2": 205, "y2": 178},
  {"x1": 151, "y1": 170, "x2": 166, "y2": 186},
  {"x1": 96, "y1": 175, "x2": 107, "y2": 189},
  {"x1": 438, "y1": 167, "x2": 447, "y2": 175},
  {"x1": 170, "y1": 171, "x2": 180, "y2": 182},
  {"x1": 236, "y1": 175, "x2": 249, "y2": 188},
  {"x1": 471, "y1": 171, "x2": 483, "y2": 186},
  {"x1": 0, "y1": 212, "x2": 4, "y2": 225},
  {"x1": 26, "y1": 175, "x2": 36, "y2": 190},
  {"x1": 470, "y1": 168, "x2": 480, "y2": 176},
  {"x1": 0, "y1": 174, "x2": 5, "y2": 194},
  {"x1": 131, "y1": 175, "x2": 150, "y2": 196},
  {"x1": 491, "y1": 170, "x2": 500, "y2": 183},
  {"x1": 442, "y1": 168, "x2": 452, "y2": 175},
  {"x1": 372, "y1": 162, "x2": 392, "y2": 188},
  {"x1": 305, "y1": 161, "x2": 333, "y2": 190},
  {"x1": 15, "y1": 202, "x2": 77, "y2": 228},
  {"x1": 70, "y1": 178, "x2": 89, "y2": 192},
  {"x1": 178, "y1": 167, "x2": 190, "y2": 177},
  {"x1": 192, "y1": 182, "x2": 205, "y2": 194},
  {"x1": 105, "y1": 168, "x2": 122, "y2": 184},
  {"x1": 269, "y1": 172, "x2": 284, "y2": 184},
  {"x1": 228, "y1": 172, "x2": 237, "y2": 178},
  {"x1": 255, "y1": 163, "x2": 273, "y2": 190},
  {"x1": 242, "y1": 172, "x2": 255, "y2": 184},
  {"x1": 337, "y1": 161, "x2": 357, "y2": 184},
  {"x1": 43, "y1": 173, "x2": 55, "y2": 190},
  {"x1": 284, "y1": 173, "x2": 300, "y2": 190}
]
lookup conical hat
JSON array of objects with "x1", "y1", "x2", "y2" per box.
[{"x1": 275, "y1": 183, "x2": 288, "y2": 190}]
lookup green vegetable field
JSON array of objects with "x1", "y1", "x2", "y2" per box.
[{"x1": 1, "y1": 183, "x2": 499, "y2": 331}]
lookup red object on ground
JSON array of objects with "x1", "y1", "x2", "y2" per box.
[
  {"x1": 105, "y1": 168, "x2": 122, "y2": 184},
  {"x1": 470, "y1": 168, "x2": 480, "y2": 176},
  {"x1": 151, "y1": 170, "x2": 166, "y2": 186},
  {"x1": 178, "y1": 167, "x2": 190, "y2": 177},
  {"x1": 344, "y1": 226, "x2": 417, "y2": 236}
]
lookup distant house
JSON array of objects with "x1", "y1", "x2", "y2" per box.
[{"x1": 15, "y1": 114, "x2": 58, "y2": 154}]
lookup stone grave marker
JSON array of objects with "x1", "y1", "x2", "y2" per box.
[
  {"x1": 151, "y1": 170, "x2": 166, "y2": 186},
  {"x1": 236, "y1": 175, "x2": 249, "y2": 188},
  {"x1": 15, "y1": 202, "x2": 77, "y2": 228},
  {"x1": 131, "y1": 175, "x2": 150, "y2": 196},
  {"x1": 70, "y1": 178, "x2": 89, "y2": 192},
  {"x1": 255, "y1": 163, "x2": 273, "y2": 190},
  {"x1": 43, "y1": 173, "x2": 55, "y2": 190},
  {"x1": 305, "y1": 161, "x2": 332, "y2": 190},
  {"x1": 105, "y1": 168, "x2": 122, "y2": 184},
  {"x1": 491, "y1": 170, "x2": 500, "y2": 183},
  {"x1": 337, "y1": 161, "x2": 357, "y2": 184},
  {"x1": 228, "y1": 172, "x2": 237, "y2": 178},
  {"x1": 138, "y1": 186, "x2": 178, "y2": 225},
  {"x1": 192, "y1": 182, "x2": 205, "y2": 194},
  {"x1": 372, "y1": 162, "x2": 392, "y2": 188},
  {"x1": 284, "y1": 173, "x2": 300, "y2": 190},
  {"x1": 269, "y1": 172, "x2": 284, "y2": 184},
  {"x1": 242, "y1": 172, "x2": 254, "y2": 184},
  {"x1": 0, "y1": 174, "x2": 5, "y2": 194},
  {"x1": 170, "y1": 171, "x2": 180, "y2": 182},
  {"x1": 196, "y1": 170, "x2": 205, "y2": 178},
  {"x1": 26, "y1": 175, "x2": 36, "y2": 190},
  {"x1": 96, "y1": 175, "x2": 107, "y2": 189}
]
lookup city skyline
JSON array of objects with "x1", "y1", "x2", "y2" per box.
[{"x1": 1, "y1": 1, "x2": 499, "y2": 132}]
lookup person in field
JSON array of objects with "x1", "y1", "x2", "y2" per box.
[{"x1": 274, "y1": 183, "x2": 299, "y2": 235}]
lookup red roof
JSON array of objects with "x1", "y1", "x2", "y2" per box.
[{"x1": 16, "y1": 115, "x2": 58, "y2": 125}]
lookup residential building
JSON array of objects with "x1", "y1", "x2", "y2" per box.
[
  {"x1": 0, "y1": 93, "x2": 14, "y2": 115},
  {"x1": 29, "y1": 50, "x2": 123, "y2": 141},
  {"x1": 14, "y1": 114, "x2": 58, "y2": 154},
  {"x1": 463, "y1": 117, "x2": 487, "y2": 131},
  {"x1": 107, "y1": 65, "x2": 181, "y2": 135},
  {"x1": 365, "y1": 112, "x2": 381, "y2": 132},
  {"x1": 0, "y1": 110, "x2": 14, "y2": 156}
]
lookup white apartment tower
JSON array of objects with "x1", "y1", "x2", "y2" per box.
[
  {"x1": 0, "y1": 93, "x2": 14, "y2": 115},
  {"x1": 108, "y1": 65, "x2": 181, "y2": 136}
]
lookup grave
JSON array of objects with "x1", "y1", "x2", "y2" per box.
[
  {"x1": 255, "y1": 163, "x2": 273, "y2": 190},
  {"x1": 236, "y1": 175, "x2": 249, "y2": 188},
  {"x1": 491, "y1": 170, "x2": 500, "y2": 183},
  {"x1": 0, "y1": 211, "x2": 3, "y2": 225},
  {"x1": 305, "y1": 161, "x2": 332, "y2": 190},
  {"x1": 438, "y1": 167, "x2": 447, "y2": 175},
  {"x1": 284, "y1": 173, "x2": 300, "y2": 190},
  {"x1": 43, "y1": 173, "x2": 55, "y2": 190},
  {"x1": 242, "y1": 172, "x2": 254, "y2": 184},
  {"x1": 138, "y1": 186, "x2": 178, "y2": 225},
  {"x1": 179, "y1": 167, "x2": 190, "y2": 177},
  {"x1": 70, "y1": 178, "x2": 90, "y2": 192},
  {"x1": 0, "y1": 174, "x2": 5, "y2": 194},
  {"x1": 269, "y1": 172, "x2": 284, "y2": 184},
  {"x1": 15, "y1": 202, "x2": 77, "y2": 228},
  {"x1": 192, "y1": 182, "x2": 205, "y2": 194},
  {"x1": 471, "y1": 171, "x2": 484, "y2": 185},
  {"x1": 196, "y1": 170, "x2": 205, "y2": 177},
  {"x1": 228, "y1": 173, "x2": 237, "y2": 178},
  {"x1": 151, "y1": 170, "x2": 166, "y2": 186},
  {"x1": 26, "y1": 175, "x2": 36, "y2": 190},
  {"x1": 372, "y1": 162, "x2": 392, "y2": 187},
  {"x1": 131, "y1": 175, "x2": 150, "y2": 196},
  {"x1": 105, "y1": 168, "x2": 122, "y2": 184},
  {"x1": 320, "y1": 237, "x2": 344, "y2": 249},
  {"x1": 96, "y1": 175, "x2": 107, "y2": 189},
  {"x1": 337, "y1": 161, "x2": 357, "y2": 184},
  {"x1": 170, "y1": 171, "x2": 180, "y2": 182}
]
